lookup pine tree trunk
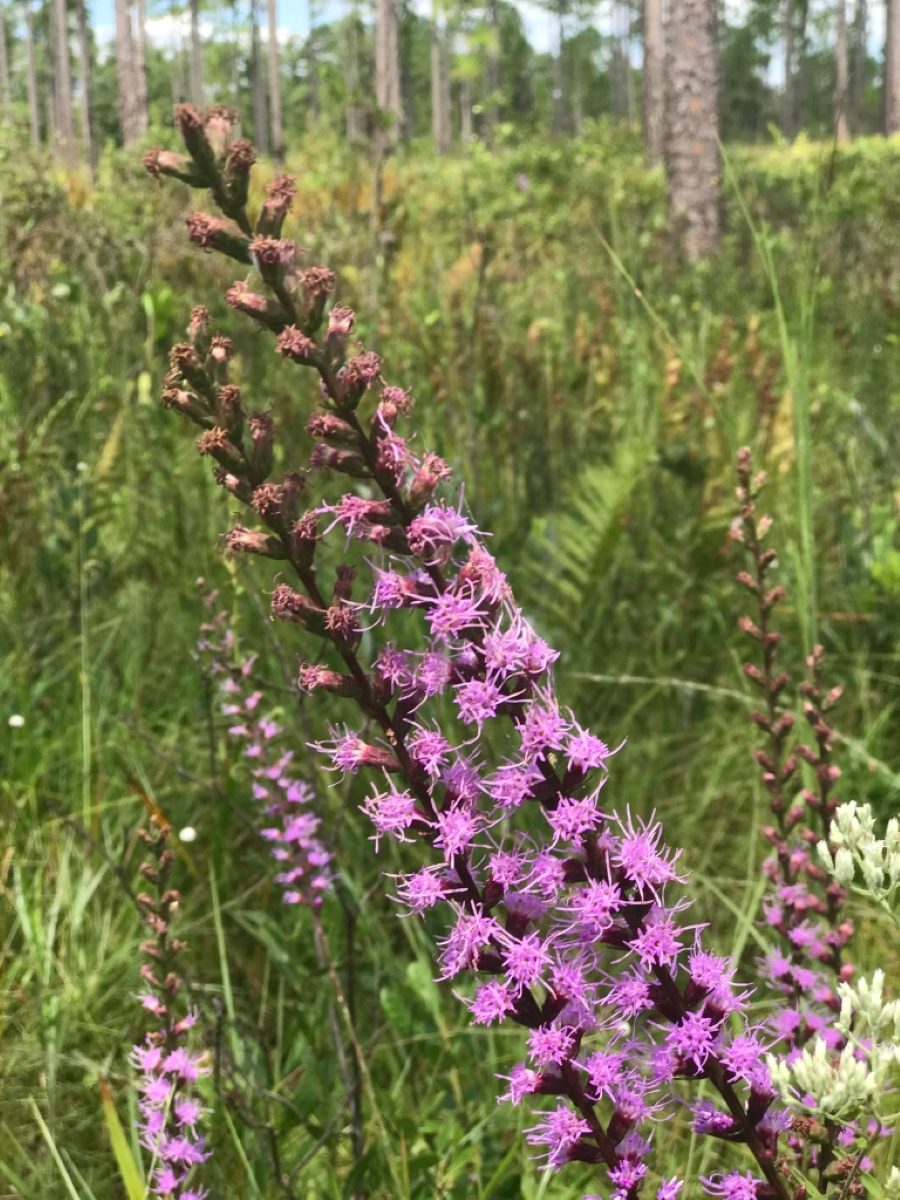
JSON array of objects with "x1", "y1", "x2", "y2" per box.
[
  {"x1": 267, "y1": 0, "x2": 283, "y2": 159},
  {"x1": 887, "y1": 0, "x2": 900, "y2": 132},
  {"x1": 552, "y1": 4, "x2": 567, "y2": 133},
  {"x1": 344, "y1": 0, "x2": 363, "y2": 143},
  {"x1": 643, "y1": 0, "x2": 665, "y2": 163},
  {"x1": 52, "y1": 0, "x2": 76, "y2": 163},
  {"x1": 835, "y1": 0, "x2": 849, "y2": 139},
  {"x1": 782, "y1": 0, "x2": 795, "y2": 136},
  {"x1": 76, "y1": 0, "x2": 94, "y2": 166},
  {"x1": 430, "y1": 10, "x2": 451, "y2": 153},
  {"x1": 0, "y1": 6, "x2": 11, "y2": 125},
  {"x1": 308, "y1": 0, "x2": 319, "y2": 119},
  {"x1": 131, "y1": 0, "x2": 148, "y2": 137},
  {"x1": 375, "y1": 0, "x2": 402, "y2": 148},
  {"x1": 460, "y1": 75, "x2": 473, "y2": 142},
  {"x1": 251, "y1": 0, "x2": 269, "y2": 154},
  {"x1": 664, "y1": 0, "x2": 721, "y2": 259},
  {"x1": 190, "y1": 0, "x2": 204, "y2": 106},
  {"x1": 850, "y1": 0, "x2": 866, "y2": 128},
  {"x1": 114, "y1": 0, "x2": 136, "y2": 143},
  {"x1": 484, "y1": 0, "x2": 500, "y2": 137},
  {"x1": 24, "y1": 0, "x2": 41, "y2": 144}
]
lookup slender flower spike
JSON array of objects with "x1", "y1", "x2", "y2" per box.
[
  {"x1": 146, "y1": 117, "x2": 800, "y2": 1200},
  {"x1": 132, "y1": 817, "x2": 210, "y2": 1198}
]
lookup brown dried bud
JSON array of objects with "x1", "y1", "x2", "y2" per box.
[
  {"x1": 224, "y1": 138, "x2": 255, "y2": 210},
  {"x1": 309, "y1": 443, "x2": 368, "y2": 478},
  {"x1": 298, "y1": 665, "x2": 359, "y2": 697},
  {"x1": 251, "y1": 235, "x2": 298, "y2": 270},
  {"x1": 161, "y1": 384, "x2": 211, "y2": 427},
  {"x1": 306, "y1": 411, "x2": 357, "y2": 445},
  {"x1": 408, "y1": 452, "x2": 451, "y2": 509},
  {"x1": 186, "y1": 212, "x2": 251, "y2": 263},
  {"x1": 203, "y1": 104, "x2": 238, "y2": 157},
  {"x1": 213, "y1": 468, "x2": 253, "y2": 502},
  {"x1": 257, "y1": 173, "x2": 297, "y2": 238},
  {"x1": 197, "y1": 426, "x2": 245, "y2": 473},
  {"x1": 224, "y1": 525, "x2": 286, "y2": 558},
  {"x1": 277, "y1": 324, "x2": 317, "y2": 364},
  {"x1": 247, "y1": 412, "x2": 275, "y2": 482},
  {"x1": 226, "y1": 280, "x2": 286, "y2": 332},
  {"x1": 143, "y1": 147, "x2": 206, "y2": 187},
  {"x1": 217, "y1": 384, "x2": 243, "y2": 439},
  {"x1": 271, "y1": 583, "x2": 325, "y2": 632},
  {"x1": 334, "y1": 350, "x2": 382, "y2": 409},
  {"x1": 325, "y1": 603, "x2": 360, "y2": 648}
]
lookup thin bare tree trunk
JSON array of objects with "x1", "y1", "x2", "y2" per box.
[
  {"x1": 484, "y1": 0, "x2": 500, "y2": 137},
  {"x1": 850, "y1": 0, "x2": 866, "y2": 127},
  {"x1": 190, "y1": 0, "x2": 204, "y2": 106},
  {"x1": 430, "y1": 13, "x2": 451, "y2": 152},
  {"x1": 887, "y1": 0, "x2": 900, "y2": 132},
  {"x1": 250, "y1": 0, "x2": 269, "y2": 153},
  {"x1": 24, "y1": 0, "x2": 41, "y2": 144},
  {"x1": 552, "y1": 3, "x2": 567, "y2": 132},
  {"x1": 835, "y1": 0, "x2": 849, "y2": 139},
  {"x1": 76, "y1": 0, "x2": 94, "y2": 166},
  {"x1": 0, "y1": 6, "x2": 11, "y2": 125},
  {"x1": 115, "y1": 0, "x2": 136, "y2": 143},
  {"x1": 267, "y1": 0, "x2": 283, "y2": 159},
  {"x1": 131, "y1": 0, "x2": 148, "y2": 137},
  {"x1": 375, "y1": 0, "x2": 402, "y2": 148},
  {"x1": 664, "y1": 0, "x2": 721, "y2": 259},
  {"x1": 52, "y1": 0, "x2": 76, "y2": 163},
  {"x1": 344, "y1": 0, "x2": 363, "y2": 142},
  {"x1": 643, "y1": 0, "x2": 665, "y2": 162},
  {"x1": 308, "y1": 0, "x2": 319, "y2": 118},
  {"x1": 782, "y1": 0, "x2": 795, "y2": 136},
  {"x1": 460, "y1": 74, "x2": 473, "y2": 142}
]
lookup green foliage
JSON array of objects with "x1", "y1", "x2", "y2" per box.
[{"x1": 1, "y1": 131, "x2": 898, "y2": 1197}]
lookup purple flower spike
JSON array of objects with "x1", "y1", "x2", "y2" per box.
[{"x1": 133, "y1": 818, "x2": 210, "y2": 1198}]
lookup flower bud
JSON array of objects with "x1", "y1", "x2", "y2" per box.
[
  {"x1": 186, "y1": 212, "x2": 252, "y2": 263},
  {"x1": 161, "y1": 384, "x2": 211, "y2": 427},
  {"x1": 407, "y1": 453, "x2": 451, "y2": 509},
  {"x1": 213, "y1": 467, "x2": 253, "y2": 503},
  {"x1": 143, "y1": 147, "x2": 207, "y2": 188},
  {"x1": 217, "y1": 384, "x2": 244, "y2": 441},
  {"x1": 298, "y1": 266, "x2": 335, "y2": 333},
  {"x1": 325, "y1": 305, "x2": 355, "y2": 365},
  {"x1": 197, "y1": 426, "x2": 245, "y2": 473},
  {"x1": 306, "y1": 410, "x2": 357, "y2": 445},
  {"x1": 247, "y1": 412, "x2": 274, "y2": 482},
  {"x1": 225, "y1": 525, "x2": 285, "y2": 558},
  {"x1": 309, "y1": 443, "x2": 368, "y2": 478},
  {"x1": 271, "y1": 583, "x2": 326, "y2": 632},
  {"x1": 188, "y1": 305, "x2": 210, "y2": 353},
  {"x1": 224, "y1": 138, "x2": 255, "y2": 211},
  {"x1": 277, "y1": 324, "x2": 318, "y2": 364},
  {"x1": 333, "y1": 350, "x2": 382, "y2": 410},
  {"x1": 226, "y1": 280, "x2": 286, "y2": 332},
  {"x1": 257, "y1": 173, "x2": 297, "y2": 237},
  {"x1": 174, "y1": 103, "x2": 220, "y2": 183}
]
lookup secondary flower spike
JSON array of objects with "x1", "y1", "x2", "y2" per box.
[{"x1": 145, "y1": 109, "x2": 795, "y2": 1200}]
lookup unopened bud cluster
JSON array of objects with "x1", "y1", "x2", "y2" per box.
[{"x1": 818, "y1": 802, "x2": 900, "y2": 906}]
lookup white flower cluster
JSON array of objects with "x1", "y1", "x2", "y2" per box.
[
  {"x1": 767, "y1": 970, "x2": 900, "y2": 1122},
  {"x1": 818, "y1": 801, "x2": 900, "y2": 904},
  {"x1": 885, "y1": 1166, "x2": 900, "y2": 1200}
]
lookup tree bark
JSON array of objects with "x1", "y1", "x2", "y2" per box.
[
  {"x1": 0, "y1": 5, "x2": 11, "y2": 125},
  {"x1": 344, "y1": 0, "x2": 364, "y2": 143},
  {"x1": 552, "y1": 2, "x2": 567, "y2": 132},
  {"x1": 76, "y1": 0, "x2": 94, "y2": 166},
  {"x1": 308, "y1": 0, "x2": 319, "y2": 119},
  {"x1": 664, "y1": 0, "x2": 721, "y2": 259},
  {"x1": 52, "y1": 0, "x2": 76, "y2": 163},
  {"x1": 24, "y1": 0, "x2": 41, "y2": 144},
  {"x1": 375, "y1": 0, "x2": 402, "y2": 148},
  {"x1": 850, "y1": 0, "x2": 866, "y2": 128},
  {"x1": 190, "y1": 0, "x2": 204, "y2": 106},
  {"x1": 782, "y1": 0, "x2": 795, "y2": 136},
  {"x1": 114, "y1": 0, "x2": 136, "y2": 143},
  {"x1": 131, "y1": 0, "x2": 148, "y2": 137},
  {"x1": 887, "y1": 0, "x2": 900, "y2": 133},
  {"x1": 250, "y1": 0, "x2": 269, "y2": 154},
  {"x1": 834, "y1": 0, "x2": 849, "y2": 139},
  {"x1": 430, "y1": 19, "x2": 451, "y2": 152},
  {"x1": 484, "y1": 0, "x2": 500, "y2": 138},
  {"x1": 460, "y1": 74, "x2": 473, "y2": 142},
  {"x1": 267, "y1": 0, "x2": 283, "y2": 159},
  {"x1": 643, "y1": 0, "x2": 665, "y2": 162}
]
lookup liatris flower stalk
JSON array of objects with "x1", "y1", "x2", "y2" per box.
[
  {"x1": 145, "y1": 109, "x2": 795, "y2": 1200},
  {"x1": 732, "y1": 449, "x2": 854, "y2": 1052},
  {"x1": 133, "y1": 816, "x2": 210, "y2": 1199},
  {"x1": 196, "y1": 584, "x2": 331, "y2": 907}
]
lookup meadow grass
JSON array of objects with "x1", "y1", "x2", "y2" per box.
[{"x1": 0, "y1": 127, "x2": 898, "y2": 1197}]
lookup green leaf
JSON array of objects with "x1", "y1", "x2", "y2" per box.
[{"x1": 99, "y1": 1080, "x2": 145, "y2": 1200}]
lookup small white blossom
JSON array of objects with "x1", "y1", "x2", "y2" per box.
[
  {"x1": 8, "y1": 714, "x2": 25, "y2": 728},
  {"x1": 885, "y1": 1165, "x2": 900, "y2": 1200},
  {"x1": 819, "y1": 801, "x2": 900, "y2": 905},
  {"x1": 179, "y1": 826, "x2": 198, "y2": 844}
]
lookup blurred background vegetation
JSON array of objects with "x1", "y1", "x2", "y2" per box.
[{"x1": 0, "y1": 125, "x2": 898, "y2": 1197}]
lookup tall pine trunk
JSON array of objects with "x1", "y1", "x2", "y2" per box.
[
  {"x1": 552, "y1": 3, "x2": 567, "y2": 133},
  {"x1": 308, "y1": 0, "x2": 319, "y2": 119},
  {"x1": 850, "y1": 0, "x2": 866, "y2": 128},
  {"x1": 460, "y1": 75, "x2": 473, "y2": 142},
  {"x1": 430, "y1": 9, "x2": 451, "y2": 153},
  {"x1": 887, "y1": 0, "x2": 900, "y2": 132},
  {"x1": 643, "y1": 0, "x2": 665, "y2": 163},
  {"x1": 115, "y1": 0, "x2": 136, "y2": 143},
  {"x1": 52, "y1": 0, "x2": 76, "y2": 163},
  {"x1": 0, "y1": 5, "x2": 11, "y2": 125},
  {"x1": 664, "y1": 0, "x2": 721, "y2": 259},
  {"x1": 190, "y1": 0, "x2": 204, "y2": 106},
  {"x1": 834, "y1": 0, "x2": 849, "y2": 139},
  {"x1": 782, "y1": 0, "x2": 795, "y2": 136},
  {"x1": 132, "y1": 0, "x2": 148, "y2": 136},
  {"x1": 24, "y1": 0, "x2": 41, "y2": 144},
  {"x1": 484, "y1": 0, "x2": 500, "y2": 137},
  {"x1": 76, "y1": 0, "x2": 94, "y2": 166},
  {"x1": 267, "y1": 0, "x2": 283, "y2": 160},
  {"x1": 375, "y1": 0, "x2": 402, "y2": 148},
  {"x1": 250, "y1": 0, "x2": 269, "y2": 154}
]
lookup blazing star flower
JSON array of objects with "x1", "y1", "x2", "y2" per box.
[
  {"x1": 132, "y1": 818, "x2": 210, "y2": 1199},
  {"x1": 151, "y1": 131, "x2": 798, "y2": 1200}
]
